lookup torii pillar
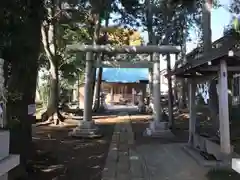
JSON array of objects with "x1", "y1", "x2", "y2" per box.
[
  {"x1": 70, "y1": 52, "x2": 100, "y2": 138},
  {"x1": 145, "y1": 54, "x2": 173, "y2": 137}
]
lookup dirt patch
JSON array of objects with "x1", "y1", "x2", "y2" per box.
[{"x1": 17, "y1": 122, "x2": 114, "y2": 180}]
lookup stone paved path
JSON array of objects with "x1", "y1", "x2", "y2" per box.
[
  {"x1": 102, "y1": 112, "x2": 144, "y2": 180},
  {"x1": 137, "y1": 144, "x2": 208, "y2": 180},
  {"x1": 102, "y1": 113, "x2": 208, "y2": 180}
]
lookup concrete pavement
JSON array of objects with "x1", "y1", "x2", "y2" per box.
[{"x1": 101, "y1": 112, "x2": 209, "y2": 180}]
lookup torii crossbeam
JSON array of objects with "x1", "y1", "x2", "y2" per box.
[{"x1": 66, "y1": 44, "x2": 181, "y2": 54}]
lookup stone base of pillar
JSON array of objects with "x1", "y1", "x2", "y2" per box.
[
  {"x1": 183, "y1": 145, "x2": 231, "y2": 167},
  {"x1": 143, "y1": 121, "x2": 174, "y2": 138},
  {"x1": 69, "y1": 121, "x2": 102, "y2": 138}
]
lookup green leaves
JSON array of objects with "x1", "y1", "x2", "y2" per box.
[
  {"x1": 39, "y1": 0, "x2": 92, "y2": 91},
  {"x1": 233, "y1": 17, "x2": 240, "y2": 33},
  {"x1": 223, "y1": 0, "x2": 240, "y2": 34},
  {"x1": 57, "y1": 22, "x2": 88, "y2": 87}
]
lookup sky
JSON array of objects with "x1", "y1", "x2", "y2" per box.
[{"x1": 187, "y1": 0, "x2": 232, "y2": 52}]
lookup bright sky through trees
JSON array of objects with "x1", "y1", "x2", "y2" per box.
[{"x1": 99, "y1": 0, "x2": 233, "y2": 85}]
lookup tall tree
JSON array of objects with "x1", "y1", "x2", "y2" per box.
[
  {"x1": 91, "y1": 0, "x2": 141, "y2": 111},
  {"x1": 1, "y1": 0, "x2": 44, "y2": 176},
  {"x1": 145, "y1": 0, "x2": 154, "y2": 97},
  {"x1": 88, "y1": 0, "x2": 101, "y2": 104},
  {"x1": 146, "y1": 0, "x2": 203, "y2": 111},
  {"x1": 202, "y1": 0, "x2": 219, "y2": 135},
  {"x1": 91, "y1": 0, "x2": 112, "y2": 111},
  {"x1": 41, "y1": 0, "x2": 90, "y2": 124},
  {"x1": 93, "y1": 12, "x2": 110, "y2": 111}
]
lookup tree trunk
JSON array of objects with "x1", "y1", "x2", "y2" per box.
[
  {"x1": 148, "y1": 68, "x2": 153, "y2": 96},
  {"x1": 203, "y1": 1, "x2": 217, "y2": 135},
  {"x1": 93, "y1": 13, "x2": 109, "y2": 111},
  {"x1": 44, "y1": 57, "x2": 64, "y2": 124},
  {"x1": 48, "y1": 61, "x2": 58, "y2": 111},
  {"x1": 178, "y1": 36, "x2": 188, "y2": 109},
  {"x1": 179, "y1": 79, "x2": 187, "y2": 109},
  {"x1": 145, "y1": 0, "x2": 154, "y2": 97},
  {"x1": 41, "y1": 3, "x2": 64, "y2": 124},
  {"x1": 173, "y1": 78, "x2": 179, "y2": 105},
  {"x1": 2, "y1": 0, "x2": 43, "y2": 177},
  {"x1": 91, "y1": 14, "x2": 101, "y2": 107},
  {"x1": 36, "y1": 83, "x2": 42, "y2": 102},
  {"x1": 93, "y1": 54, "x2": 104, "y2": 111},
  {"x1": 175, "y1": 12, "x2": 188, "y2": 110}
]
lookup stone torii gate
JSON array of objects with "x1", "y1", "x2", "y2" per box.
[{"x1": 66, "y1": 45, "x2": 180, "y2": 137}]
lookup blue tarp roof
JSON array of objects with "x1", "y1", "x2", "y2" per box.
[{"x1": 100, "y1": 68, "x2": 149, "y2": 83}]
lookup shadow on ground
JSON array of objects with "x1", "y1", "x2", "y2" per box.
[
  {"x1": 19, "y1": 123, "x2": 114, "y2": 180},
  {"x1": 130, "y1": 114, "x2": 240, "y2": 180},
  {"x1": 12, "y1": 106, "x2": 240, "y2": 180}
]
